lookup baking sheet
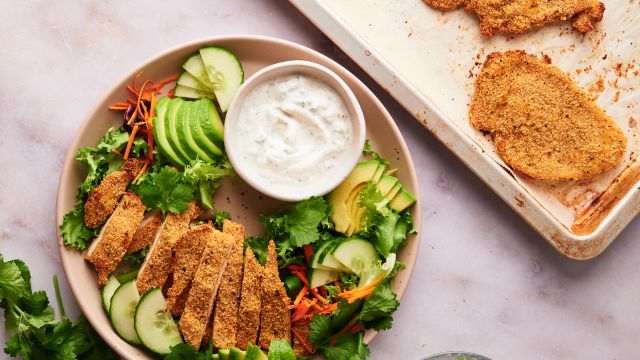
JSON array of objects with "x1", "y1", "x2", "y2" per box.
[{"x1": 290, "y1": 0, "x2": 640, "y2": 258}]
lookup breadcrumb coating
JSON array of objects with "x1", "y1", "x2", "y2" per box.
[
  {"x1": 85, "y1": 192, "x2": 145, "y2": 286},
  {"x1": 292, "y1": 320, "x2": 314, "y2": 356},
  {"x1": 83, "y1": 158, "x2": 140, "y2": 228},
  {"x1": 178, "y1": 230, "x2": 234, "y2": 350},
  {"x1": 136, "y1": 202, "x2": 200, "y2": 295},
  {"x1": 213, "y1": 220, "x2": 246, "y2": 349},
  {"x1": 126, "y1": 210, "x2": 162, "y2": 254},
  {"x1": 422, "y1": 0, "x2": 605, "y2": 36},
  {"x1": 258, "y1": 241, "x2": 291, "y2": 349},
  {"x1": 234, "y1": 248, "x2": 263, "y2": 351},
  {"x1": 470, "y1": 51, "x2": 626, "y2": 181}
]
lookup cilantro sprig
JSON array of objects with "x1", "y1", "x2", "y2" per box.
[
  {"x1": 136, "y1": 166, "x2": 195, "y2": 215},
  {"x1": 0, "y1": 255, "x2": 117, "y2": 359}
]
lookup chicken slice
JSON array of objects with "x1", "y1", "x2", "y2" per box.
[
  {"x1": 84, "y1": 158, "x2": 140, "y2": 228},
  {"x1": 126, "y1": 210, "x2": 162, "y2": 254},
  {"x1": 165, "y1": 224, "x2": 213, "y2": 316},
  {"x1": 235, "y1": 247, "x2": 264, "y2": 351},
  {"x1": 258, "y1": 240, "x2": 291, "y2": 349},
  {"x1": 136, "y1": 201, "x2": 200, "y2": 295},
  {"x1": 85, "y1": 191, "x2": 145, "y2": 286},
  {"x1": 212, "y1": 220, "x2": 246, "y2": 349},
  {"x1": 292, "y1": 320, "x2": 314, "y2": 356},
  {"x1": 178, "y1": 229, "x2": 234, "y2": 350}
]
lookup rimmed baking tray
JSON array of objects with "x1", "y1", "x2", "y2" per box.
[{"x1": 289, "y1": 0, "x2": 640, "y2": 259}]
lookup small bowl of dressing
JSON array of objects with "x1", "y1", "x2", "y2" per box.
[{"x1": 224, "y1": 60, "x2": 366, "y2": 202}]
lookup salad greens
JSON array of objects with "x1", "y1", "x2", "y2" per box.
[
  {"x1": 0, "y1": 255, "x2": 117, "y2": 359},
  {"x1": 136, "y1": 166, "x2": 196, "y2": 215}
]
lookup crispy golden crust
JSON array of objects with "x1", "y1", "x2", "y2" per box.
[
  {"x1": 234, "y1": 248, "x2": 263, "y2": 351},
  {"x1": 165, "y1": 224, "x2": 213, "y2": 316},
  {"x1": 136, "y1": 202, "x2": 200, "y2": 295},
  {"x1": 423, "y1": 0, "x2": 604, "y2": 36},
  {"x1": 212, "y1": 220, "x2": 246, "y2": 349},
  {"x1": 470, "y1": 51, "x2": 627, "y2": 181},
  {"x1": 258, "y1": 241, "x2": 291, "y2": 349},
  {"x1": 126, "y1": 211, "x2": 162, "y2": 254},
  {"x1": 83, "y1": 158, "x2": 140, "y2": 228},
  {"x1": 85, "y1": 192, "x2": 145, "y2": 286},
  {"x1": 178, "y1": 230, "x2": 234, "y2": 350},
  {"x1": 292, "y1": 321, "x2": 314, "y2": 356}
]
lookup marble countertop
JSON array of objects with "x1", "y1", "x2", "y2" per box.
[{"x1": 1, "y1": 1, "x2": 638, "y2": 359}]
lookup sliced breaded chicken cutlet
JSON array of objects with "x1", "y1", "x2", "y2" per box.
[
  {"x1": 178, "y1": 229, "x2": 234, "y2": 350},
  {"x1": 470, "y1": 51, "x2": 626, "y2": 181},
  {"x1": 126, "y1": 210, "x2": 162, "y2": 255},
  {"x1": 235, "y1": 247, "x2": 263, "y2": 351},
  {"x1": 136, "y1": 202, "x2": 200, "y2": 295},
  {"x1": 258, "y1": 240, "x2": 291, "y2": 350},
  {"x1": 85, "y1": 191, "x2": 145, "y2": 286},
  {"x1": 423, "y1": 0, "x2": 605, "y2": 36},
  {"x1": 84, "y1": 158, "x2": 140, "y2": 228},
  {"x1": 165, "y1": 224, "x2": 213, "y2": 316},
  {"x1": 212, "y1": 220, "x2": 246, "y2": 349}
]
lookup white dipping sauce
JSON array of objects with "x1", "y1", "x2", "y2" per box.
[{"x1": 235, "y1": 73, "x2": 353, "y2": 186}]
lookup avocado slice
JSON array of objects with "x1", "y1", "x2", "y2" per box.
[
  {"x1": 165, "y1": 98, "x2": 194, "y2": 163},
  {"x1": 191, "y1": 100, "x2": 223, "y2": 157},
  {"x1": 152, "y1": 97, "x2": 185, "y2": 167},
  {"x1": 328, "y1": 160, "x2": 381, "y2": 235},
  {"x1": 177, "y1": 101, "x2": 215, "y2": 163},
  {"x1": 378, "y1": 174, "x2": 399, "y2": 198},
  {"x1": 229, "y1": 347, "x2": 247, "y2": 360},
  {"x1": 390, "y1": 188, "x2": 417, "y2": 212},
  {"x1": 197, "y1": 98, "x2": 224, "y2": 148},
  {"x1": 386, "y1": 182, "x2": 402, "y2": 201},
  {"x1": 345, "y1": 164, "x2": 385, "y2": 229},
  {"x1": 245, "y1": 345, "x2": 267, "y2": 360}
]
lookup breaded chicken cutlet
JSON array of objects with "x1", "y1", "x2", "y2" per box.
[
  {"x1": 126, "y1": 210, "x2": 162, "y2": 254},
  {"x1": 84, "y1": 158, "x2": 140, "y2": 228},
  {"x1": 136, "y1": 202, "x2": 200, "y2": 295},
  {"x1": 470, "y1": 51, "x2": 626, "y2": 181},
  {"x1": 178, "y1": 230, "x2": 234, "y2": 350},
  {"x1": 85, "y1": 191, "x2": 145, "y2": 286},
  {"x1": 258, "y1": 241, "x2": 291, "y2": 349},
  {"x1": 165, "y1": 224, "x2": 213, "y2": 316},
  {"x1": 292, "y1": 320, "x2": 314, "y2": 356},
  {"x1": 423, "y1": 0, "x2": 605, "y2": 36},
  {"x1": 235, "y1": 248, "x2": 263, "y2": 351},
  {"x1": 213, "y1": 220, "x2": 246, "y2": 349}
]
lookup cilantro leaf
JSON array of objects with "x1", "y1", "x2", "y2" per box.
[
  {"x1": 321, "y1": 332, "x2": 369, "y2": 360},
  {"x1": 358, "y1": 283, "x2": 399, "y2": 323},
  {"x1": 362, "y1": 315, "x2": 393, "y2": 331},
  {"x1": 286, "y1": 197, "x2": 328, "y2": 247},
  {"x1": 372, "y1": 211, "x2": 399, "y2": 257},
  {"x1": 0, "y1": 260, "x2": 27, "y2": 303},
  {"x1": 59, "y1": 205, "x2": 96, "y2": 251},
  {"x1": 164, "y1": 343, "x2": 208, "y2": 360},
  {"x1": 309, "y1": 313, "x2": 333, "y2": 347},
  {"x1": 284, "y1": 274, "x2": 302, "y2": 298},
  {"x1": 363, "y1": 139, "x2": 389, "y2": 168},
  {"x1": 136, "y1": 166, "x2": 195, "y2": 215},
  {"x1": 267, "y1": 339, "x2": 296, "y2": 360}
]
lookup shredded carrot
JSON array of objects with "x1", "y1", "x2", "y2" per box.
[
  {"x1": 310, "y1": 288, "x2": 327, "y2": 304},
  {"x1": 123, "y1": 125, "x2": 140, "y2": 159},
  {"x1": 319, "y1": 286, "x2": 328, "y2": 298},
  {"x1": 145, "y1": 74, "x2": 178, "y2": 92},
  {"x1": 291, "y1": 302, "x2": 311, "y2": 323},
  {"x1": 303, "y1": 245, "x2": 313, "y2": 262},
  {"x1": 288, "y1": 264, "x2": 307, "y2": 272},
  {"x1": 291, "y1": 270, "x2": 309, "y2": 287},
  {"x1": 132, "y1": 161, "x2": 149, "y2": 184},
  {"x1": 337, "y1": 275, "x2": 384, "y2": 298},
  {"x1": 349, "y1": 323, "x2": 363, "y2": 334},
  {"x1": 148, "y1": 94, "x2": 157, "y2": 124},
  {"x1": 291, "y1": 328, "x2": 315, "y2": 354},
  {"x1": 293, "y1": 287, "x2": 308, "y2": 305},
  {"x1": 111, "y1": 149, "x2": 123, "y2": 156},
  {"x1": 328, "y1": 318, "x2": 359, "y2": 346}
]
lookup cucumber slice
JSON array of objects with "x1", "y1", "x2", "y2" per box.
[
  {"x1": 308, "y1": 268, "x2": 341, "y2": 289},
  {"x1": 310, "y1": 239, "x2": 349, "y2": 272},
  {"x1": 182, "y1": 53, "x2": 215, "y2": 91},
  {"x1": 134, "y1": 288, "x2": 183, "y2": 354},
  {"x1": 102, "y1": 275, "x2": 120, "y2": 313},
  {"x1": 332, "y1": 238, "x2": 378, "y2": 276},
  {"x1": 153, "y1": 97, "x2": 185, "y2": 167},
  {"x1": 174, "y1": 85, "x2": 214, "y2": 100},
  {"x1": 219, "y1": 349, "x2": 230, "y2": 360},
  {"x1": 177, "y1": 71, "x2": 209, "y2": 92},
  {"x1": 115, "y1": 268, "x2": 138, "y2": 283},
  {"x1": 109, "y1": 279, "x2": 141, "y2": 345},
  {"x1": 198, "y1": 46, "x2": 244, "y2": 112}
]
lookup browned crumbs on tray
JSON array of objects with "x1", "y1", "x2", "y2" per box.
[{"x1": 469, "y1": 50, "x2": 627, "y2": 182}]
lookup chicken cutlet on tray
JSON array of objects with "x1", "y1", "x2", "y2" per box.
[
  {"x1": 423, "y1": 0, "x2": 605, "y2": 36},
  {"x1": 470, "y1": 50, "x2": 626, "y2": 182}
]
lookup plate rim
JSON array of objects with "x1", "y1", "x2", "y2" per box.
[{"x1": 55, "y1": 34, "x2": 422, "y2": 358}]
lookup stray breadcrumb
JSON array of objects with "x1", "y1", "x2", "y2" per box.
[
  {"x1": 136, "y1": 202, "x2": 200, "y2": 295},
  {"x1": 84, "y1": 158, "x2": 140, "y2": 228},
  {"x1": 235, "y1": 247, "x2": 263, "y2": 351},
  {"x1": 85, "y1": 192, "x2": 145, "y2": 286},
  {"x1": 470, "y1": 51, "x2": 626, "y2": 181},
  {"x1": 258, "y1": 241, "x2": 291, "y2": 350},
  {"x1": 178, "y1": 230, "x2": 234, "y2": 350}
]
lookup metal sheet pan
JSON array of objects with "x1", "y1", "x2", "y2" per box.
[{"x1": 289, "y1": 0, "x2": 640, "y2": 259}]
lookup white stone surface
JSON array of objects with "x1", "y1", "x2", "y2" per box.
[{"x1": 1, "y1": 1, "x2": 638, "y2": 359}]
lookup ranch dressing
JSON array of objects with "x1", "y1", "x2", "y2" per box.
[{"x1": 235, "y1": 73, "x2": 353, "y2": 186}]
